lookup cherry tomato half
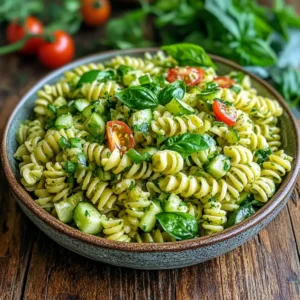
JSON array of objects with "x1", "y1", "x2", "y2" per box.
[
  {"x1": 167, "y1": 67, "x2": 205, "y2": 86},
  {"x1": 37, "y1": 30, "x2": 74, "y2": 69},
  {"x1": 212, "y1": 99, "x2": 237, "y2": 126},
  {"x1": 6, "y1": 16, "x2": 44, "y2": 54},
  {"x1": 81, "y1": 0, "x2": 111, "y2": 26},
  {"x1": 213, "y1": 76, "x2": 235, "y2": 88},
  {"x1": 106, "y1": 121, "x2": 135, "y2": 154}
]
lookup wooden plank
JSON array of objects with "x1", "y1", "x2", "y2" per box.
[{"x1": 220, "y1": 206, "x2": 300, "y2": 300}]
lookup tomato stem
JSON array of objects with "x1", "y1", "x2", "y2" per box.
[{"x1": 0, "y1": 33, "x2": 53, "y2": 56}]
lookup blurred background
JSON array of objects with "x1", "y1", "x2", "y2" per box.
[{"x1": 0, "y1": 0, "x2": 299, "y2": 114}]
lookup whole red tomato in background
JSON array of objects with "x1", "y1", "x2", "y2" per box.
[
  {"x1": 81, "y1": 0, "x2": 111, "y2": 26},
  {"x1": 6, "y1": 16, "x2": 44, "y2": 54},
  {"x1": 37, "y1": 30, "x2": 75, "y2": 69}
]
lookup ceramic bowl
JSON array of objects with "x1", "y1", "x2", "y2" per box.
[{"x1": 2, "y1": 49, "x2": 300, "y2": 270}]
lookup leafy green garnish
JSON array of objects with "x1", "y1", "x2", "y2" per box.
[
  {"x1": 164, "y1": 133, "x2": 215, "y2": 158},
  {"x1": 161, "y1": 43, "x2": 215, "y2": 68},
  {"x1": 116, "y1": 86, "x2": 158, "y2": 109},
  {"x1": 156, "y1": 212, "x2": 198, "y2": 240},
  {"x1": 126, "y1": 148, "x2": 152, "y2": 164},
  {"x1": 158, "y1": 80, "x2": 186, "y2": 105},
  {"x1": 77, "y1": 70, "x2": 116, "y2": 87},
  {"x1": 254, "y1": 148, "x2": 272, "y2": 165}
]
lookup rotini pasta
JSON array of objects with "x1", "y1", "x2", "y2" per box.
[{"x1": 14, "y1": 46, "x2": 292, "y2": 243}]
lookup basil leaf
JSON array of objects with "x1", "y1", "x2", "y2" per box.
[
  {"x1": 142, "y1": 82, "x2": 161, "y2": 96},
  {"x1": 116, "y1": 86, "x2": 158, "y2": 109},
  {"x1": 161, "y1": 43, "x2": 215, "y2": 68},
  {"x1": 158, "y1": 80, "x2": 186, "y2": 105},
  {"x1": 254, "y1": 148, "x2": 272, "y2": 165},
  {"x1": 77, "y1": 70, "x2": 116, "y2": 87},
  {"x1": 225, "y1": 204, "x2": 255, "y2": 228},
  {"x1": 156, "y1": 212, "x2": 198, "y2": 240},
  {"x1": 126, "y1": 148, "x2": 152, "y2": 164},
  {"x1": 164, "y1": 133, "x2": 215, "y2": 158}
]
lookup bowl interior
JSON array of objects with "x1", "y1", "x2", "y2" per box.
[{"x1": 3, "y1": 49, "x2": 300, "y2": 251}]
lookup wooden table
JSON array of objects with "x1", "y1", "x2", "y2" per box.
[{"x1": 0, "y1": 28, "x2": 300, "y2": 300}]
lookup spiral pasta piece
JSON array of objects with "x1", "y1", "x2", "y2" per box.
[
  {"x1": 30, "y1": 128, "x2": 77, "y2": 164},
  {"x1": 20, "y1": 162, "x2": 44, "y2": 186},
  {"x1": 250, "y1": 177, "x2": 276, "y2": 203},
  {"x1": 223, "y1": 145, "x2": 253, "y2": 165},
  {"x1": 260, "y1": 150, "x2": 292, "y2": 184},
  {"x1": 110, "y1": 56, "x2": 163, "y2": 75},
  {"x1": 159, "y1": 173, "x2": 230, "y2": 202},
  {"x1": 152, "y1": 150, "x2": 184, "y2": 175},
  {"x1": 75, "y1": 168, "x2": 117, "y2": 211},
  {"x1": 226, "y1": 162, "x2": 261, "y2": 193},
  {"x1": 151, "y1": 115, "x2": 210, "y2": 137},
  {"x1": 254, "y1": 124, "x2": 281, "y2": 152},
  {"x1": 135, "y1": 229, "x2": 175, "y2": 243},
  {"x1": 102, "y1": 218, "x2": 131, "y2": 242},
  {"x1": 44, "y1": 162, "x2": 71, "y2": 202},
  {"x1": 190, "y1": 145, "x2": 220, "y2": 167},
  {"x1": 202, "y1": 200, "x2": 227, "y2": 234},
  {"x1": 80, "y1": 81, "x2": 121, "y2": 101}
]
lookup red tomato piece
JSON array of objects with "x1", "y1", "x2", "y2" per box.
[
  {"x1": 6, "y1": 16, "x2": 44, "y2": 54},
  {"x1": 106, "y1": 121, "x2": 135, "y2": 154},
  {"x1": 167, "y1": 67, "x2": 205, "y2": 86},
  {"x1": 213, "y1": 76, "x2": 235, "y2": 88},
  {"x1": 212, "y1": 100, "x2": 237, "y2": 126},
  {"x1": 37, "y1": 30, "x2": 75, "y2": 69}
]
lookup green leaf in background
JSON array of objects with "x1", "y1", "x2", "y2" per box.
[
  {"x1": 105, "y1": 10, "x2": 151, "y2": 49},
  {"x1": 161, "y1": 43, "x2": 215, "y2": 68},
  {"x1": 164, "y1": 133, "x2": 215, "y2": 158},
  {"x1": 271, "y1": 66, "x2": 300, "y2": 106},
  {"x1": 116, "y1": 86, "x2": 158, "y2": 110},
  {"x1": 156, "y1": 212, "x2": 198, "y2": 240},
  {"x1": 158, "y1": 80, "x2": 186, "y2": 105}
]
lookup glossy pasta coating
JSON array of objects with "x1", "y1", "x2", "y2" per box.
[{"x1": 14, "y1": 50, "x2": 292, "y2": 242}]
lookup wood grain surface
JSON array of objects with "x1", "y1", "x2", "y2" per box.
[{"x1": 0, "y1": 18, "x2": 300, "y2": 300}]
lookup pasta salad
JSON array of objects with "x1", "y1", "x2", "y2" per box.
[{"x1": 14, "y1": 43, "x2": 293, "y2": 243}]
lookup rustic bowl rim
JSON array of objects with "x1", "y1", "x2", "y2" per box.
[{"x1": 2, "y1": 48, "x2": 300, "y2": 253}]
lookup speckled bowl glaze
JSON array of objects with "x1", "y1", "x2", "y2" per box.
[{"x1": 2, "y1": 49, "x2": 300, "y2": 270}]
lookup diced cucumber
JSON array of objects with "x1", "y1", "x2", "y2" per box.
[
  {"x1": 162, "y1": 194, "x2": 188, "y2": 213},
  {"x1": 85, "y1": 113, "x2": 106, "y2": 137},
  {"x1": 73, "y1": 99, "x2": 90, "y2": 112},
  {"x1": 54, "y1": 192, "x2": 84, "y2": 223},
  {"x1": 139, "y1": 200, "x2": 162, "y2": 232},
  {"x1": 57, "y1": 105, "x2": 74, "y2": 116},
  {"x1": 225, "y1": 129, "x2": 240, "y2": 144},
  {"x1": 55, "y1": 113, "x2": 73, "y2": 129},
  {"x1": 165, "y1": 98, "x2": 194, "y2": 116},
  {"x1": 199, "y1": 89, "x2": 222, "y2": 101},
  {"x1": 73, "y1": 202, "x2": 103, "y2": 234},
  {"x1": 82, "y1": 100, "x2": 106, "y2": 118},
  {"x1": 204, "y1": 154, "x2": 230, "y2": 179},
  {"x1": 132, "y1": 109, "x2": 152, "y2": 133}
]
